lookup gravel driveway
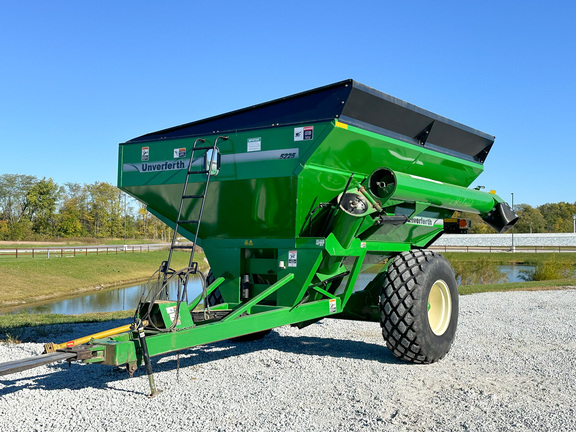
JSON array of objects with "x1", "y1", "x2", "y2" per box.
[{"x1": 0, "y1": 289, "x2": 575, "y2": 431}]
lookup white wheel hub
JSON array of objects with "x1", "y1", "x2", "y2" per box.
[{"x1": 427, "y1": 279, "x2": 452, "y2": 336}]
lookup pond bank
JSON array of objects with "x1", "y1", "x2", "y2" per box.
[
  {"x1": 0, "y1": 251, "x2": 205, "y2": 312},
  {"x1": 0, "y1": 277, "x2": 151, "y2": 313}
]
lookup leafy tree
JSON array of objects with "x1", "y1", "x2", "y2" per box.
[
  {"x1": 0, "y1": 174, "x2": 37, "y2": 224},
  {"x1": 57, "y1": 183, "x2": 90, "y2": 237},
  {"x1": 86, "y1": 182, "x2": 124, "y2": 237},
  {"x1": 513, "y1": 204, "x2": 546, "y2": 233},
  {"x1": 539, "y1": 202, "x2": 576, "y2": 233},
  {"x1": 0, "y1": 220, "x2": 8, "y2": 238},
  {"x1": 23, "y1": 178, "x2": 61, "y2": 235},
  {"x1": 58, "y1": 196, "x2": 87, "y2": 237},
  {"x1": 8, "y1": 218, "x2": 34, "y2": 240}
]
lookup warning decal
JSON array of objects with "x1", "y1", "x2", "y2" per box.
[
  {"x1": 288, "y1": 250, "x2": 297, "y2": 267},
  {"x1": 247, "y1": 137, "x2": 261, "y2": 152},
  {"x1": 174, "y1": 148, "x2": 186, "y2": 158},
  {"x1": 166, "y1": 306, "x2": 181, "y2": 325},
  {"x1": 329, "y1": 298, "x2": 337, "y2": 314},
  {"x1": 294, "y1": 126, "x2": 314, "y2": 141}
]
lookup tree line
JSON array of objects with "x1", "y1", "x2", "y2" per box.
[
  {"x1": 0, "y1": 174, "x2": 171, "y2": 241},
  {"x1": 1, "y1": 174, "x2": 574, "y2": 240},
  {"x1": 456, "y1": 201, "x2": 576, "y2": 234}
]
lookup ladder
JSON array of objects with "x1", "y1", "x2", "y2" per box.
[{"x1": 159, "y1": 136, "x2": 228, "y2": 300}]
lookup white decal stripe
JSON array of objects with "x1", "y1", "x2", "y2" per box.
[{"x1": 123, "y1": 149, "x2": 300, "y2": 173}]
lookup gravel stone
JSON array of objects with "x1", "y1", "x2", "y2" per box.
[{"x1": 1, "y1": 289, "x2": 575, "y2": 431}]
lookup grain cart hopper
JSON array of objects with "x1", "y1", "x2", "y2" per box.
[{"x1": 0, "y1": 80, "x2": 517, "y2": 395}]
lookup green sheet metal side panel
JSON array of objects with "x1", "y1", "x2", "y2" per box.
[
  {"x1": 294, "y1": 121, "x2": 485, "y2": 238},
  {"x1": 302, "y1": 122, "x2": 484, "y2": 188},
  {"x1": 123, "y1": 178, "x2": 296, "y2": 239},
  {"x1": 119, "y1": 124, "x2": 331, "y2": 240}
]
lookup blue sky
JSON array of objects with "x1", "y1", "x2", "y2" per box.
[{"x1": 1, "y1": 1, "x2": 574, "y2": 207}]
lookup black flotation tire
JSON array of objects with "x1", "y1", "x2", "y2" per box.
[{"x1": 380, "y1": 250, "x2": 459, "y2": 364}]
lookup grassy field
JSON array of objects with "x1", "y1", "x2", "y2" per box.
[{"x1": 0, "y1": 251, "x2": 204, "y2": 309}]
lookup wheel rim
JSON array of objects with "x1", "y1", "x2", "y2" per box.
[{"x1": 427, "y1": 279, "x2": 452, "y2": 336}]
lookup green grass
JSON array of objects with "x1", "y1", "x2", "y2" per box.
[
  {"x1": 0, "y1": 310, "x2": 133, "y2": 328},
  {"x1": 442, "y1": 252, "x2": 576, "y2": 265},
  {"x1": 0, "y1": 250, "x2": 204, "y2": 309},
  {"x1": 459, "y1": 279, "x2": 575, "y2": 295},
  {"x1": 0, "y1": 310, "x2": 134, "y2": 343}
]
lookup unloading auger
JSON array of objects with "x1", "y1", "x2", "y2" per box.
[{"x1": 0, "y1": 80, "x2": 517, "y2": 396}]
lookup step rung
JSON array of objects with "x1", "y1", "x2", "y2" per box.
[
  {"x1": 192, "y1": 145, "x2": 216, "y2": 151},
  {"x1": 182, "y1": 194, "x2": 204, "y2": 199},
  {"x1": 187, "y1": 170, "x2": 209, "y2": 175},
  {"x1": 171, "y1": 245, "x2": 195, "y2": 249},
  {"x1": 177, "y1": 220, "x2": 199, "y2": 224}
]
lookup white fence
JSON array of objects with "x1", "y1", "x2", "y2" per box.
[
  {"x1": 0, "y1": 244, "x2": 169, "y2": 259},
  {"x1": 432, "y1": 233, "x2": 576, "y2": 252}
]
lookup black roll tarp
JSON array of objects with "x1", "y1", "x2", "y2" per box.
[{"x1": 126, "y1": 80, "x2": 494, "y2": 164}]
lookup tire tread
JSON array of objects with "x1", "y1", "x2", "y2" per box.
[{"x1": 380, "y1": 250, "x2": 454, "y2": 364}]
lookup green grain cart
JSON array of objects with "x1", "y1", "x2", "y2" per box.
[{"x1": 0, "y1": 80, "x2": 517, "y2": 395}]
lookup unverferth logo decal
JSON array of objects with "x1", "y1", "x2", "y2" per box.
[
  {"x1": 141, "y1": 160, "x2": 186, "y2": 172},
  {"x1": 123, "y1": 159, "x2": 188, "y2": 173},
  {"x1": 408, "y1": 217, "x2": 443, "y2": 227}
]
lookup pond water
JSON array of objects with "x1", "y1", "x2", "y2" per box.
[
  {"x1": 499, "y1": 264, "x2": 535, "y2": 283},
  {"x1": 8, "y1": 278, "x2": 204, "y2": 316},
  {"x1": 6, "y1": 264, "x2": 536, "y2": 316}
]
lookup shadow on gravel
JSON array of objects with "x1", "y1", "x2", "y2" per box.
[
  {"x1": 0, "y1": 362, "x2": 143, "y2": 397},
  {"x1": 153, "y1": 331, "x2": 401, "y2": 375},
  {"x1": 0, "y1": 325, "x2": 402, "y2": 396}
]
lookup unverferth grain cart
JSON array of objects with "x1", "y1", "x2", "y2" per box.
[{"x1": 0, "y1": 80, "x2": 517, "y2": 396}]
